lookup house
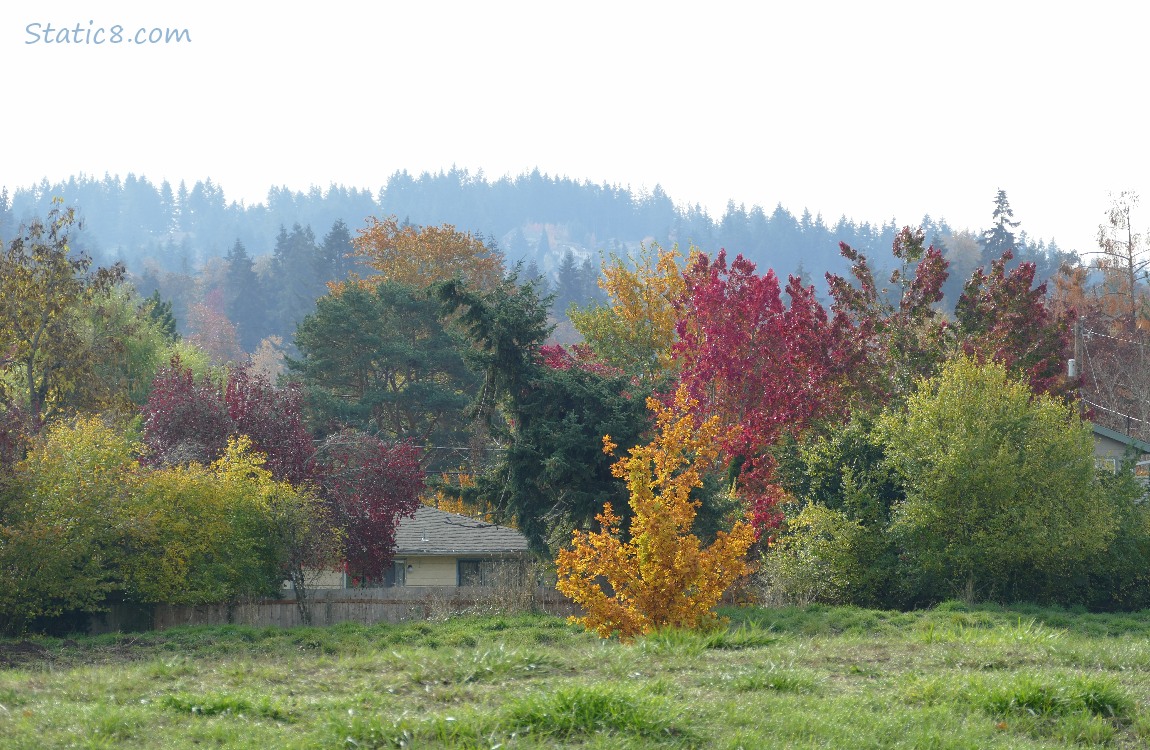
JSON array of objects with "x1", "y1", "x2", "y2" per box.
[
  {"x1": 1092, "y1": 424, "x2": 1150, "y2": 494},
  {"x1": 306, "y1": 505, "x2": 532, "y2": 590}
]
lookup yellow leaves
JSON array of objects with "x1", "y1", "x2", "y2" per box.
[
  {"x1": 346, "y1": 215, "x2": 504, "y2": 292},
  {"x1": 556, "y1": 385, "x2": 754, "y2": 641},
  {"x1": 569, "y1": 242, "x2": 693, "y2": 379}
]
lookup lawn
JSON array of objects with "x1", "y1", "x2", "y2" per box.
[{"x1": 2, "y1": 602, "x2": 1150, "y2": 748}]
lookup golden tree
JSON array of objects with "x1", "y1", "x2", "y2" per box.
[
  {"x1": 340, "y1": 215, "x2": 504, "y2": 292},
  {"x1": 555, "y1": 386, "x2": 754, "y2": 640},
  {"x1": 569, "y1": 242, "x2": 692, "y2": 380}
]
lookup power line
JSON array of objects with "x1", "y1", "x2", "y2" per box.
[{"x1": 1080, "y1": 397, "x2": 1150, "y2": 428}]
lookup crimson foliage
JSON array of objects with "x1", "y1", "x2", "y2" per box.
[
  {"x1": 141, "y1": 357, "x2": 312, "y2": 483},
  {"x1": 224, "y1": 367, "x2": 312, "y2": 484},
  {"x1": 140, "y1": 356, "x2": 231, "y2": 468},
  {"x1": 310, "y1": 430, "x2": 424, "y2": 577},
  {"x1": 674, "y1": 251, "x2": 861, "y2": 530}
]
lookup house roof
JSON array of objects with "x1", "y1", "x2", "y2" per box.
[
  {"x1": 394, "y1": 505, "x2": 531, "y2": 556},
  {"x1": 1092, "y1": 424, "x2": 1150, "y2": 455}
]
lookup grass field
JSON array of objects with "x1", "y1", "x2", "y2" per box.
[{"x1": 3, "y1": 602, "x2": 1150, "y2": 748}]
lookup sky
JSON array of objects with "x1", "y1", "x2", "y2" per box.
[{"x1": 3, "y1": 0, "x2": 1149, "y2": 257}]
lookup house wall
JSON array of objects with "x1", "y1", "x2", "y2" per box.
[
  {"x1": 1094, "y1": 433, "x2": 1133, "y2": 459},
  {"x1": 405, "y1": 555, "x2": 458, "y2": 586},
  {"x1": 307, "y1": 569, "x2": 345, "y2": 589}
]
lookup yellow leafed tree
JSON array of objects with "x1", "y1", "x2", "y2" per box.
[
  {"x1": 556, "y1": 386, "x2": 754, "y2": 640},
  {"x1": 336, "y1": 215, "x2": 504, "y2": 293},
  {"x1": 569, "y1": 242, "x2": 692, "y2": 380}
]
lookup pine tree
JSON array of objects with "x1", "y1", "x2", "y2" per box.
[
  {"x1": 224, "y1": 239, "x2": 269, "y2": 352},
  {"x1": 980, "y1": 189, "x2": 1020, "y2": 263}
]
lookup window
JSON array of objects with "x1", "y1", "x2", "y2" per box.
[
  {"x1": 458, "y1": 559, "x2": 523, "y2": 587},
  {"x1": 348, "y1": 559, "x2": 406, "y2": 588}
]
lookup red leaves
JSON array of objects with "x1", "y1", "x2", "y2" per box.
[
  {"x1": 538, "y1": 343, "x2": 624, "y2": 377},
  {"x1": 224, "y1": 368, "x2": 313, "y2": 484},
  {"x1": 310, "y1": 431, "x2": 424, "y2": 577},
  {"x1": 674, "y1": 250, "x2": 861, "y2": 532},
  {"x1": 955, "y1": 251, "x2": 1073, "y2": 399},
  {"x1": 140, "y1": 356, "x2": 232, "y2": 468},
  {"x1": 142, "y1": 358, "x2": 313, "y2": 483}
]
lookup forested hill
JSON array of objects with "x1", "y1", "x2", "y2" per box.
[{"x1": 0, "y1": 169, "x2": 1071, "y2": 295}]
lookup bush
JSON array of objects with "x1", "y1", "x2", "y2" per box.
[
  {"x1": 762, "y1": 503, "x2": 880, "y2": 605},
  {"x1": 880, "y1": 357, "x2": 1116, "y2": 605}
]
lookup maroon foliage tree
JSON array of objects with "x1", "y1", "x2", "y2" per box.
[
  {"x1": 826, "y1": 227, "x2": 952, "y2": 407},
  {"x1": 140, "y1": 356, "x2": 231, "y2": 467},
  {"x1": 311, "y1": 430, "x2": 425, "y2": 578},
  {"x1": 142, "y1": 358, "x2": 315, "y2": 483},
  {"x1": 224, "y1": 367, "x2": 313, "y2": 484},
  {"x1": 955, "y1": 250, "x2": 1074, "y2": 399}
]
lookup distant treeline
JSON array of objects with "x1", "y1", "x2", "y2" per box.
[{"x1": 0, "y1": 169, "x2": 1067, "y2": 274}]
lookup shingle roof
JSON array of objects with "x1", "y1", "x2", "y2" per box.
[
  {"x1": 1093, "y1": 424, "x2": 1150, "y2": 454},
  {"x1": 394, "y1": 505, "x2": 531, "y2": 556}
]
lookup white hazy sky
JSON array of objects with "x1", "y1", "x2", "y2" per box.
[{"x1": 3, "y1": 0, "x2": 1149, "y2": 257}]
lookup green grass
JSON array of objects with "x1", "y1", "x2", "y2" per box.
[{"x1": 3, "y1": 605, "x2": 1150, "y2": 747}]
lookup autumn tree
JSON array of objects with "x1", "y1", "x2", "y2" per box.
[
  {"x1": 955, "y1": 250, "x2": 1074, "y2": 398},
  {"x1": 224, "y1": 366, "x2": 314, "y2": 484},
  {"x1": 1091, "y1": 190, "x2": 1150, "y2": 330},
  {"x1": 828, "y1": 227, "x2": 1072, "y2": 402},
  {"x1": 826, "y1": 227, "x2": 951, "y2": 407},
  {"x1": 556, "y1": 386, "x2": 754, "y2": 640},
  {"x1": 141, "y1": 357, "x2": 313, "y2": 483},
  {"x1": 0, "y1": 419, "x2": 337, "y2": 633},
  {"x1": 0, "y1": 200, "x2": 126, "y2": 426},
  {"x1": 140, "y1": 356, "x2": 232, "y2": 467},
  {"x1": 569, "y1": 241, "x2": 691, "y2": 380},
  {"x1": 348, "y1": 215, "x2": 504, "y2": 292},
  {"x1": 310, "y1": 430, "x2": 424, "y2": 581},
  {"x1": 675, "y1": 250, "x2": 861, "y2": 529}
]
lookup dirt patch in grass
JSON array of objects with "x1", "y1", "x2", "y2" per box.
[{"x1": 0, "y1": 640, "x2": 48, "y2": 669}]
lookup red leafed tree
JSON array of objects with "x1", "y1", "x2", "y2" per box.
[
  {"x1": 955, "y1": 250, "x2": 1075, "y2": 399},
  {"x1": 674, "y1": 250, "x2": 862, "y2": 530},
  {"x1": 826, "y1": 227, "x2": 953, "y2": 407},
  {"x1": 140, "y1": 356, "x2": 232, "y2": 467},
  {"x1": 224, "y1": 366, "x2": 313, "y2": 484},
  {"x1": 311, "y1": 430, "x2": 425, "y2": 578},
  {"x1": 142, "y1": 358, "x2": 315, "y2": 483}
]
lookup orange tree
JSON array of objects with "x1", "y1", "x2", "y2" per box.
[
  {"x1": 556, "y1": 386, "x2": 754, "y2": 640},
  {"x1": 340, "y1": 215, "x2": 504, "y2": 292}
]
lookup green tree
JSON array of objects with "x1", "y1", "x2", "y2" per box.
[
  {"x1": 879, "y1": 356, "x2": 1116, "y2": 603},
  {"x1": 291, "y1": 282, "x2": 478, "y2": 460},
  {"x1": 0, "y1": 201, "x2": 125, "y2": 425},
  {"x1": 435, "y1": 275, "x2": 654, "y2": 553},
  {"x1": 267, "y1": 223, "x2": 321, "y2": 340}
]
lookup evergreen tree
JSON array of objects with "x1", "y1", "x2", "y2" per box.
[
  {"x1": 224, "y1": 239, "x2": 269, "y2": 352},
  {"x1": 316, "y1": 219, "x2": 356, "y2": 287},
  {"x1": 267, "y1": 223, "x2": 320, "y2": 342},
  {"x1": 980, "y1": 189, "x2": 1020, "y2": 263}
]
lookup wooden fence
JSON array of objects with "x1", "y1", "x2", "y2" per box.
[{"x1": 86, "y1": 586, "x2": 580, "y2": 634}]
